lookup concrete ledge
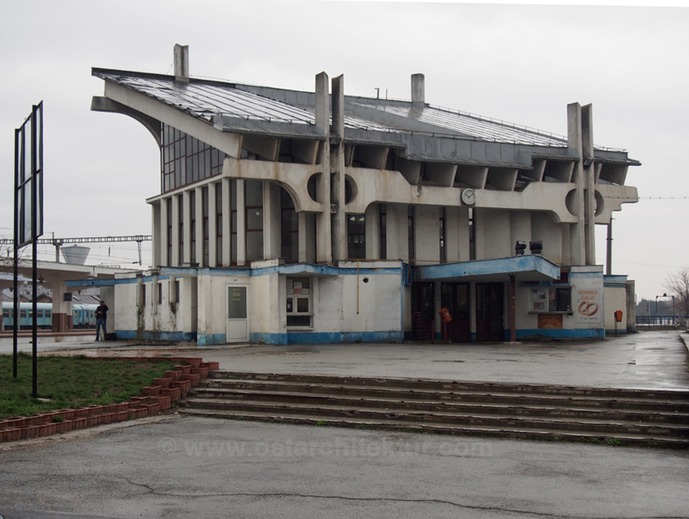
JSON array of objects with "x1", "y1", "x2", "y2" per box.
[
  {"x1": 252, "y1": 331, "x2": 404, "y2": 345},
  {"x1": 679, "y1": 333, "x2": 689, "y2": 354}
]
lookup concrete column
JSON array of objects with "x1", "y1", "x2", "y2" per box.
[
  {"x1": 582, "y1": 104, "x2": 596, "y2": 266},
  {"x1": 365, "y1": 204, "x2": 381, "y2": 260},
  {"x1": 221, "y1": 178, "x2": 231, "y2": 266},
  {"x1": 182, "y1": 190, "x2": 192, "y2": 266},
  {"x1": 171, "y1": 194, "x2": 180, "y2": 267},
  {"x1": 264, "y1": 181, "x2": 280, "y2": 260},
  {"x1": 386, "y1": 204, "x2": 409, "y2": 261},
  {"x1": 315, "y1": 72, "x2": 332, "y2": 263},
  {"x1": 160, "y1": 197, "x2": 169, "y2": 267},
  {"x1": 195, "y1": 186, "x2": 204, "y2": 266},
  {"x1": 208, "y1": 182, "x2": 218, "y2": 268},
  {"x1": 414, "y1": 205, "x2": 440, "y2": 265},
  {"x1": 236, "y1": 179, "x2": 246, "y2": 266},
  {"x1": 568, "y1": 103, "x2": 586, "y2": 266},
  {"x1": 331, "y1": 75, "x2": 346, "y2": 261},
  {"x1": 45, "y1": 274, "x2": 70, "y2": 331}
]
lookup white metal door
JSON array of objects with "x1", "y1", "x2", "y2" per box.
[{"x1": 226, "y1": 285, "x2": 249, "y2": 342}]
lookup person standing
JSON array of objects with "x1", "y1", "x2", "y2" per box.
[{"x1": 95, "y1": 300, "x2": 109, "y2": 341}]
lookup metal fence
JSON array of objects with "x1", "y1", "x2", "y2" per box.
[{"x1": 635, "y1": 315, "x2": 688, "y2": 328}]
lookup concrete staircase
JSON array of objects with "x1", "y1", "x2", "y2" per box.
[{"x1": 179, "y1": 371, "x2": 689, "y2": 448}]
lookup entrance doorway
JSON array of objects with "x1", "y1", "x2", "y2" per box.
[
  {"x1": 440, "y1": 283, "x2": 470, "y2": 342},
  {"x1": 411, "y1": 282, "x2": 434, "y2": 340},
  {"x1": 226, "y1": 285, "x2": 249, "y2": 342},
  {"x1": 476, "y1": 282, "x2": 504, "y2": 342}
]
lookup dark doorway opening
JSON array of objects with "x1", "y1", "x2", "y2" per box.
[
  {"x1": 476, "y1": 282, "x2": 504, "y2": 342},
  {"x1": 411, "y1": 282, "x2": 434, "y2": 341},
  {"x1": 440, "y1": 282, "x2": 470, "y2": 342}
]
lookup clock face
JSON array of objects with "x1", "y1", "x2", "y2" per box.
[{"x1": 461, "y1": 188, "x2": 476, "y2": 206}]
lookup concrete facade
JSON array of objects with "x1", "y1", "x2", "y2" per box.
[{"x1": 89, "y1": 45, "x2": 639, "y2": 344}]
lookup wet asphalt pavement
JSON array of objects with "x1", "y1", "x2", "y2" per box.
[{"x1": 0, "y1": 330, "x2": 688, "y2": 518}]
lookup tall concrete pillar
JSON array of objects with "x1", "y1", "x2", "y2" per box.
[
  {"x1": 365, "y1": 204, "x2": 381, "y2": 260},
  {"x1": 567, "y1": 103, "x2": 586, "y2": 266},
  {"x1": 331, "y1": 75, "x2": 347, "y2": 261},
  {"x1": 315, "y1": 72, "x2": 332, "y2": 263},
  {"x1": 582, "y1": 104, "x2": 596, "y2": 266}
]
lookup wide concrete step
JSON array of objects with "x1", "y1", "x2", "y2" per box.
[
  {"x1": 189, "y1": 387, "x2": 689, "y2": 425},
  {"x1": 182, "y1": 397, "x2": 689, "y2": 438},
  {"x1": 180, "y1": 407, "x2": 689, "y2": 449},
  {"x1": 201, "y1": 379, "x2": 689, "y2": 413},
  {"x1": 210, "y1": 371, "x2": 689, "y2": 401},
  {"x1": 182, "y1": 372, "x2": 689, "y2": 448}
]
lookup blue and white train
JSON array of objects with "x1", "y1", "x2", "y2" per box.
[{"x1": 1, "y1": 302, "x2": 98, "y2": 330}]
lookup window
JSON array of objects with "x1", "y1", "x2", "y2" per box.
[
  {"x1": 281, "y1": 189, "x2": 299, "y2": 263},
  {"x1": 161, "y1": 124, "x2": 225, "y2": 193},
  {"x1": 379, "y1": 204, "x2": 387, "y2": 260},
  {"x1": 170, "y1": 278, "x2": 180, "y2": 304},
  {"x1": 245, "y1": 180, "x2": 264, "y2": 261},
  {"x1": 202, "y1": 186, "x2": 209, "y2": 266},
  {"x1": 439, "y1": 207, "x2": 446, "y2": 263},
  {"x1": 286, "y1": 276, "x2": 312, "y2": 328},
  {"x1": 347, "y1": 214, "x2": 366, "y2": 259},
  {"x1": 190, "y1": 191, "x2": 196, "y2": 265},
  {"x1": 166, "y1": 199, "x2": 173, "y2": 266},
  {"x1": 215, "y1": 183, "x2": 223, "y2": 266},
  {"x1": 530, "y1": 286, "x2": 572, "y2": 313},
  {"x1": 408, "y1": 206, "x2": 415, "y2": 262}
]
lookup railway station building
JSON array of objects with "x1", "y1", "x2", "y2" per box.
[{"x1": 89, "y1": 45, "x2": 639, "y2": 344}]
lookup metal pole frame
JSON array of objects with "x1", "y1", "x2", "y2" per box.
[{"x1": 12, "y1": 128, "x2": 20, "y2": 378}]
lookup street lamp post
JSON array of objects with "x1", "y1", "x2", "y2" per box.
[{"x1": 655, "y1": 293, "x2": 675, "y2": 327}]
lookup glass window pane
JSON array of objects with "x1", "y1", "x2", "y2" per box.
[
  {"x1": 228, "y1": 287, "x2": 247, "y2": 318},
  {"x1": 296, "y1": 298, "x2": 309, "y2": 313}
]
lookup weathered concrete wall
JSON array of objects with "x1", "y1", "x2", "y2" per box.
[
  {"x1": 476, "y1": 209, "x2": 510, "y2": 259},
  {"x1": 414, "y1": 205, "x2": 440, "y2": 265},
  {"x1": 532, "y1": 212, "x2": 563, "y2": 264}
]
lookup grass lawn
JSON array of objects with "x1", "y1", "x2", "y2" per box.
[{"x1": 0, "y1": 353, "x2": 177, "y2": 420}]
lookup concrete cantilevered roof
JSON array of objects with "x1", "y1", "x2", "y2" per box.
[{"x1": 92, "y1": 68, "x2": 639, "y2": 168}]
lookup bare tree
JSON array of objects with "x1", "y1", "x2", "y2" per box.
[{"x1": 665, "y1": 268, "x2": 689, "y2": 319}]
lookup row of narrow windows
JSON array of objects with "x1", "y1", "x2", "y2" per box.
[{"x1": 162, "y1": 180, "x2": 477, "y2": 267}]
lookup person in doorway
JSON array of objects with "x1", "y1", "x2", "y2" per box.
[{"x1": 95, "y1": 300, "x2": 109, "y2": 341}]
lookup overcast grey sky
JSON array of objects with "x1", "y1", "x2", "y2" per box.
[{"x1": 1, "y1": 0, "x2": 687, "y2": 301}]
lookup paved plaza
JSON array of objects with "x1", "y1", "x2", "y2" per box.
[{"x1": 0, "y1": 330, "x2": 688, "y2": 518}]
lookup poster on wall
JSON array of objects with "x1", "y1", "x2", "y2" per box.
[
  {"x1": 573, "y1": 275, "x2": 603, "y2": 328},
  {"x1": 530, "y1": 288, "x2": 547, "y2": 312}
]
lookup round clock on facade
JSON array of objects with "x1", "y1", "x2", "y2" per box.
[{"x1": 461, "y1": 188, "x2": 476, "y2": 206}]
